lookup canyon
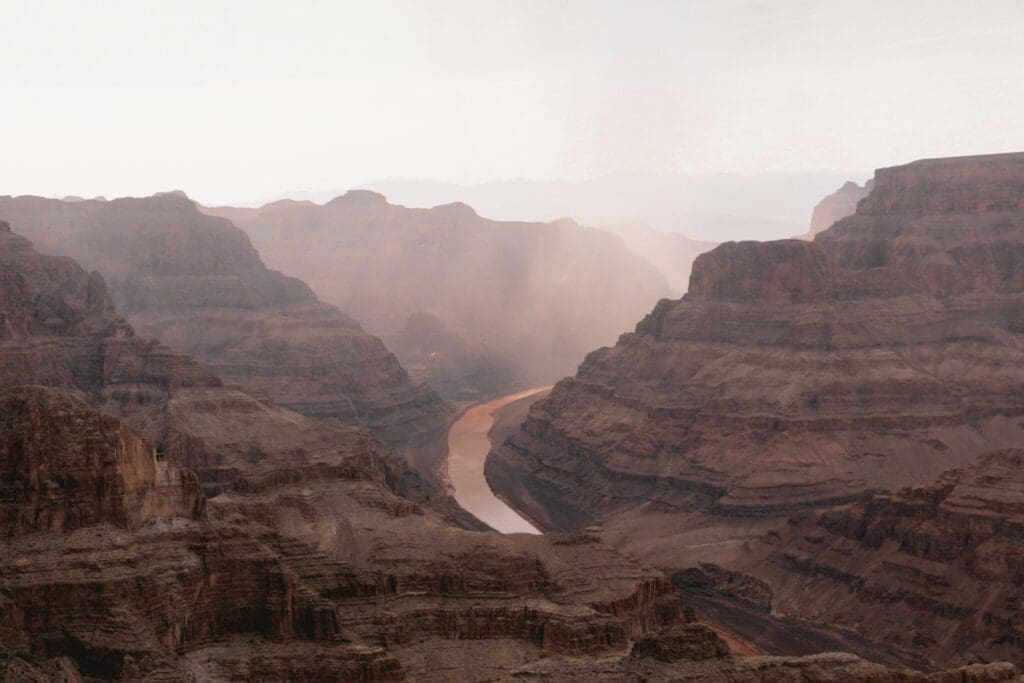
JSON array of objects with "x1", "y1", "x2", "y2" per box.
[
  {"x1": 488, "y1": 152, "x2": 1024, "y2": 669},
  {"x1": 2, "y1": 218, "x2": 1005, "y2": 680},
  {"x1": 206, "y1": 192, "x2": 674, "y2": 400},
  {"x1": 0, "y1": 194, "x2": 453, "y2": 498}
]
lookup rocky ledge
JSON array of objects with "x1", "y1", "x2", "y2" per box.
[
  {"x1": 0, "y1": 195, "x2": 453, "y2": 493},
  {"x1": 487, "y1": 152, "x2": 1024, "y2": 667}
]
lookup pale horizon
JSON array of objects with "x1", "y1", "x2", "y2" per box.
[{"x1": 3, "y1": 0, "x2": 1023, "y2": 205}]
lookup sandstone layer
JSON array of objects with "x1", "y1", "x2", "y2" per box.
[
  {"x1": 0, "y1": 385, "x2": 687, "y2": 680},
  {"x1": 488, "y1": 152, "x2": 1024, "y2": 666},
  {"x1": 2, "y1": 387, "x2": 1020, "y2": 681},
  {"x1": 206, "y1": 192, "x2": 673, "y2": 399},
  {"x1": 0, "y1": 221, "x2": 426, "y2": 502},
  {"x1": 0, "y1": 194, "x2": 452, "y2": 477}
]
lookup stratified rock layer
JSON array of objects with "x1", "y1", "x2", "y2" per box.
[
  {"x1": 0, "y1": 386, "x2": 690, "y2": 681},
  {"x1": 0, "y1": 194, "x2": 452, "y2": 479},
  {"x1": 488, "y1": 152, "x2": 1024, "y2": 666},
  {"x1": 0, "y1": 221, "x2": 406, "y2": 499},
  {"x1": 206, "y1": 192, "x2": 672, "y2": 398},
  {"x1": 0, "y1": 385, "x2": 204, "y2": 535},
  {"x1": 757, "y1": 449, "x2": 1024, "y2": 667}
]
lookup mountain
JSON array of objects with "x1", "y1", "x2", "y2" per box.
[
  {"x1": 354, "y1": 171, "x2": 868, "y2": 243},
  {"x1": 205, "y1": 192, "x2": 673, "y2": 399},
  {"x1": 487, "y1": 152, "x2": 1024, "y2": 667},
  {"x1": 0, "y1": 230, "x2": 988, "y2": 680},
  {"x1": 0, "y1": 194, "x2": 452, "y2": 489},
  {"x1": 0, "y1": 218, "x2": 401, "y2": 499}
]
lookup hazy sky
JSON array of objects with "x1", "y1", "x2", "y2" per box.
[{"x1": 3, "y1": 1, "x2": 1023, "y2": 204}]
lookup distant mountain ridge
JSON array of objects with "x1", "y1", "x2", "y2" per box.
[{"x1": 206, "y1": 191, "x2": 674, "y2": 400}]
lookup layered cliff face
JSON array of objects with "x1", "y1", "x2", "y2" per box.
[
  {"x1": 0, "y1": 385, "x2": 694, "y2": 681},
  {"x1": 800, "y1": 179, "x2": 872, "y2": 239},
  {"x1": 0, "y1": 194, "x2": 452, "y2": 472},
  {"x1": 488, "y1": 152, "x2": 1024, "y2": 665},
  {"x1": 2, "y1": 388, "x2": 1017, "y2": 682},
  {"x1": 206, "y1": 193, "x2": 673, "y2": 398},
  {"x1": 0, "y1": 222, "x2": 415, "y2": 499},
  {"x1": 0, "y1": 385, "x2": 204, "y2": 535},
  {"x1": 752, "y1": 449, "x2": 1024, "y2": 668}
]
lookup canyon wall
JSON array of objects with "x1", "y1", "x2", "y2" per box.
[
  {"x1": 488, "y1": 152, "x2": 1024, "y2": 667},
  {"x1": 0, "y1": 195, "x2": 452, "y2": 488},
  {"x1": 207, "y1": 192, "x2": 673, "y2": 400}
]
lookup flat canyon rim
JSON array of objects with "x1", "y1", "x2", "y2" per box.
[{"x1": 447, "y1": 386, "x2": 550, "y2": 534}]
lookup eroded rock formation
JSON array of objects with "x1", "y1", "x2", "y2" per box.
[
  {"x1": 0, "y1": 195, "x2": 452, "y2": 479},
  {"x1": 488, "y1": 152, "x2": 1024, "y2": 666},
  {"x1": 0, "y1": 385, "x2": 685, "y2": 680},
  {"x1": 205, "y1": 192, "x2": 673, "y2": 398},
  {"x1": 0, "y1": 221, "x2": 411, "y2": 500}
]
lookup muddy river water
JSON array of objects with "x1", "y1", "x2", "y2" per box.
[{"x1": 446, "y1": 387, "x2": 549, "y2": 534}]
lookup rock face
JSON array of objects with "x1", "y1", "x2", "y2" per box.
[
  {"x1": 206, "y1": 193, "x2": 673, "y2": 399},
  {"x1": 0, "y1": 385, "x2": 204, "y2": 535},
  {"x1": 0, "y1": 388, "x2": 1017, "y2": 681},
  {"x1": 0, "y1": 222, "x2": 414, "y2": 500},
  {"x1": 758, "y1": 449, "x2": 1024, "y2": 668},
  {"x1": 488, "y1": 152, "x2": 1024, "y2": 666},
  {"x1": 0, "y1": 194, "x2": 452, "y2": 477},
  {"x1": 801, "y1": 179, "x2": 872, "y2": 239},
  {"x1": 0, "y1": 385, "x2": 688, "y2": 681}
]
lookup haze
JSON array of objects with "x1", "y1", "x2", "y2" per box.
[{"x1": 4, "y1": 0, "x2": 1023, "y2": 205}]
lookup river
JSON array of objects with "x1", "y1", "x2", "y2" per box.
[{"x1": 446, "y1": 386, "x2": 549, "y2": 534}]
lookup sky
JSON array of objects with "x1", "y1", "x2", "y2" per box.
[{"x1": 2, "y1": 0, "x2": 1024, "y2": 204}]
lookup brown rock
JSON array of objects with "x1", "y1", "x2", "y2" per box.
[
  {"x1": 0, "y1": 386, "x2": 203, "y2": 535},
  {"x1": 204, "y1": 192, "x2": 673, "y2": 398},
  {"x1": 0, "y1": 194, "x2": 453, "y2": 490},
  {"x1": 487, "y1": 152, "x2": 1024, "y2": 667}
]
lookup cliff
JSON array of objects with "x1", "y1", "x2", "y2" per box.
[
  {"x1": 0, "y1": 195, "x2": 453, "y2": 485},
  {"x1": 487, "y1": 152, "x2": 1024, "y2": 666},
  {"x1": 0, "y1": 388, "x2": 1016, "y2": 680},
  {"x1": 205, "y1": 193, "x2": 673, "y2": 399}
]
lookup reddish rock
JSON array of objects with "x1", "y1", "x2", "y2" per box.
[
  {"x1": 205, "y1": 192, "x2": 673, "y2": 398},
  {"x1": 0, "y1": 195, "x2": 453, "y2": 490},
  {"x1": 488, "y1": 152, "x2": 1024, "y2": 667}
]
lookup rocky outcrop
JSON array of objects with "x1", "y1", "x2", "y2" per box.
[
  {"x1": 801, "y1": 179, "x2": 872, "y2": 239},
  {"x1": 205, "y1": 193, "x2": 673, "y2": 397},
  {"x1": 0, "y1": 385, "x2": 204, "y2": 535},
  {"x1": 755, "y1": 449, "x2": 1024, "y2": 667},
  {"x1": 0, "y1": 195, "x2": 452, "y2": 480},
  {"x1": 0, "y1": 386, "x2": 690, "y2": 681},
  {"x1": 488, "y1": 152, "x2": 1024, "y2": 666},
  {"x1": 0, "y1": 222, "x2": 409, "y2": 499}
]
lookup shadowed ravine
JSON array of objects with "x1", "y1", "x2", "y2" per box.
[{"x1": 447, "y1": 387, "x2": 550, "y2": 534}]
